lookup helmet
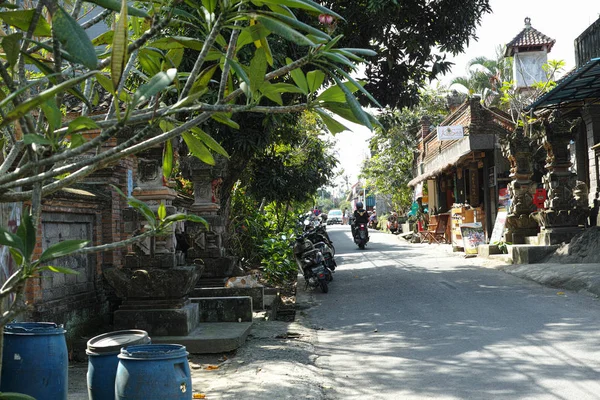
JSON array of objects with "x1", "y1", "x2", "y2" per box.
[{"x1": 356, "y1": 201, "x2": 363, "y2": 209}]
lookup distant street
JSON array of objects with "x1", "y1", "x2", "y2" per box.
[{"x1": 304, "y1": 225, "x2": 600, "y2": 399}]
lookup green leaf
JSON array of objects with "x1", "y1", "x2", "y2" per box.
[
  {"x1": 9, "y1": 248, "x2": 24, "y2": 267},
  {"x1": 211, "y1": 113, "x2": 239, "y2": 130},
  {"x1": 266, "y1": 4, "x2": 296, "y2": 19},
  {"x1": 320, "y1": 102, "x2": 363, "y2": 125},
  {"x1": 0, "y1": 71, "x2": 96, "y2": 128},
  {"x1": 95, "y1": 73, "x2": 115, "y2": 95},
  {"x1": 0, "y1": 227, "x2": 25, "y2": 255},
  {"x1": 67, "y1": 116, "x2": 99, "y2": 134},
  {"x1": 331, "y1": 75, "x2": 372, "y2": 129},
  {"x1": 334, "y1": 67, "x2": 382, "y2": 108},
  {"x1": 339, "y1": 48, "x2": 378, "y2": 57},
  {"x1": 84, "y1": 0, "x2": 150, "y2": 18},
  {"x1": 183, "y1": 132, "x2": 215, "y2": 165},
  {"x1": 164, "y1": 213, "x2": 208, "y2": 228},
  {"x1": 52, "y1": 6, "x2": 98, "y2": 70},
  {"x1": 255, "y1": 15, "x2": 315, "y2": 47},
  {"x1": 201, "y1": 0, "x2": 217, "y2": 13},
  {"x1": 157, "y1": 203, "x2": 167, "y2": 220},
  {"x1": 259, "y1": 81, "x2": 283, "y2": 105},
  {"x1": 41, "y1": 265, "x2": 80, "y2": 275},
  {"x1": 251, "y1": 0, "x2": 344, "y2": 20},
  {"x1": 248, "y1": 48, "x2": 267, "y2": 94},
  {"x1": 23, "y1": 134, "x2": 52, "y2": 146},
  {"x1": 228, "y1": 59, "x2": 251, "y2": 88},
  {"x1": 306, "y1": 70, "x2": 325, "y2": 93},
  {"x1": 0, "y1": 10, "x2": 52, "y2": 37},
  {"x1": 315, "y1": 108, "x2": 349, "y2": 134},
  {"x1": 2, "y1": 33, "x2": 22, "y2": 68},
  {"x1": 138, "y1": 48, "x2": 162, "y2": 77},
  {"x1": 68, "y1": 133, "x2": 87, "y2": 148},
  {"x1": 130, "y1": 68, "x2": 177, "y2": 109},
  {"x1": 238, "y1": 23, "x2": 270, "y2": 49},
  {"x1": 316, "y1": 80, "x2": 363, "y2": 103},
  {"x1": 111, "y1": 0, "x2": 129, "y2": 90},
  {"x1": 261, "y1": 11, "x2": 331, "y2": 40},
  {"x1": 16, "y1": 211, "x2": 36, "y2": 261},
  {"x1": 150, "y1": 37, "x2": 204, "y2": 51},
  {"x1": 110, "y1": 184, "x2": 157, "y2": 228},
  {"x1": 40, "y1": 98, "x2": 62, "y2": 132},
  {"x1": 40, "y1": 240, "x2": 89, "y2": 262},
  {"x1": 163, "y1": 139, "x2": 173, "y2": 179},
  {"x1": 190, "y1": 127, "x2": 229, "y2": 158},
  {"x1": 286, "y1": 57, "x2": 308, "y2": 94},
  {"x1": 128, "y1": 198, "x2": 157, "y2": 228},
  {"x1": 22, "y1": 53, "x2": 92, "y2": 110},
  {"x1": 270, "y1": 83, "x2": 306, "y2": 94}
]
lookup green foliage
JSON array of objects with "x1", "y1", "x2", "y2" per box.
[
  {"x1": 229, "y1": 183, "x2": 304, "y2": 287},
  {"x1": 361, "y1": 86, "x2": 449, "y2": 213},
  {"x1": 259, "y1": 231, "x2": 296, "y2": 286},
  {"x1": 320, "y1": 0, "x2": 492, "y2": 109}
]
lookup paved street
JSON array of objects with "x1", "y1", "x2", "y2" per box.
[{"x1": 306, "y1": 226, "x2": 600, "y2": 399}]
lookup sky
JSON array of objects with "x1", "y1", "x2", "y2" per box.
[{"x1": 332, "y1": 0, "x2": 600, "y2": 189}]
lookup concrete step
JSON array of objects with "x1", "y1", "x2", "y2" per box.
[
  {"x1": 152, "y1": 322, "x2": 253, "y2": 354},
  {"x1": 191, "y1": 296, "x2": 253, "y2": 322},
  {"x1": 190, "y1": 286, "x2": 265, "y2": 310}
]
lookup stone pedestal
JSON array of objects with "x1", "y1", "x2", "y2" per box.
[{"x1": 105, "y1": 251, "x2": 202, "y2": 336}]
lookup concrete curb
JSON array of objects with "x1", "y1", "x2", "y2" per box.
[{"x1": 500, "y1": 263, "x2": 600, "y2": 297}]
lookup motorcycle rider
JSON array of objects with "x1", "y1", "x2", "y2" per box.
[{"x1": 351, "y1": 201, "x2": 369, "y2": 239}]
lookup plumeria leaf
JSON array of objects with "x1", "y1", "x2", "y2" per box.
[{"x1": 40, "y1": 240, "x2": 89, "y2": 262}]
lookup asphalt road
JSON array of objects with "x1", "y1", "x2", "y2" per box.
[{"x1": 306, "y1": 225, "x2": 600, "y2": 399}]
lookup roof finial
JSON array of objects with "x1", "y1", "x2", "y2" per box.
[{"x1": 524, "y1": 17, "x2": 531, "y2": 29}]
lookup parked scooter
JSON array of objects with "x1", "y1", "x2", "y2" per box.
[
  {"x1": 302, "y1": 214, "x2": 334, "y2": 254},
  {"x1": 293, "y1": 233, "x2": 333, "y2": 293},
  {"x1": 387, "y1": 212, "x2": 399, "y2": 234},
  {"x1": 303, "y1": 226, "x2": 336, "y2": 271}
]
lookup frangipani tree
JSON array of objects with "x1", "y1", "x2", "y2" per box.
[{"x1": 0, "y1": 0, "x2": 380, "y2": 373}]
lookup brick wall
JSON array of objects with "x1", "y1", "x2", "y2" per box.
[{"x1": 22, "y1": 155, "x2": 135, "y2": 343}]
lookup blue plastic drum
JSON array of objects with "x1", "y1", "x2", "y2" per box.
[
  {"x1": 86, "y1": 329, "x2": 151, "y2": 400},
  {"x1": 0, "y1": 322, "x2": 68, "y2": 400},
  {"x1": 115, "y1": 344, "x2": 192, "y2": 400}
]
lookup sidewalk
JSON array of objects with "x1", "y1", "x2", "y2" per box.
[{"x1": 67, "y1": 281, "x2": 324, "y2": 400}]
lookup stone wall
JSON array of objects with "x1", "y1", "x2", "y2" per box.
[{"x1": 23, "y1": 158, "x2": 134, "y2": 343}]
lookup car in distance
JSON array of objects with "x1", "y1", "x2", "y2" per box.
[{"x1": 326, "y1": 209, "x2": 343, "y2": 225}]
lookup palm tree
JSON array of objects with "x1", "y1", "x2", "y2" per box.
[{"x1": 449, "y1": 47, "x2": 512, "y2": 107}]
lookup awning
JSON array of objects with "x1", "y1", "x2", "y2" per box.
[
  {"x1": 407, "y1": 134, "x2": 495, "y2": 187},
  {"x1": 526, "y1": 57, "x2": 600, "y2": 111}
]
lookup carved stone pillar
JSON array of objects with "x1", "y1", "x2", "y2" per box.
[
  {"x1": 533, "y1": 112, "x2": 587, "y2": 245},
  {"x1": 180, "y1": 155, "x2": 239, "y2": 278},
  {"x1": 105, "y1": 141, "x2": 201, "y2": 336},
  {"x1": 500, "y1": 128, "x2": 539, "y2": 244}
]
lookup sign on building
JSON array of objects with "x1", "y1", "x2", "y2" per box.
[{"x1": 437, "y1": 125, "x2": 464, "y2": 141}]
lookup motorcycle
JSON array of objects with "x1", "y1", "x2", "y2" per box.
[
  {"x1": 293, "y1": 233, "x2": 333, "y2": 293},
  {"x1": 304, "y1": 227, "x2": 336, "y2": 271},
  {"x1": 368, "y1": 213, "x2": 378, "y2": 230},
  {"x1": 354, "y1": 222, "x2": 369, "y2": 250},
  {"x1": 302, "y1": 214, "x2": 335, "y2": 254},
  {"x1": 387, "y1": 212, "x2": 399, "y2": 234}
]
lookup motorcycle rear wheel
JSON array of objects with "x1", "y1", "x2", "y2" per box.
[
  {"x1": 320, "y1": 281, "x2": 329, "y2": 293},
  {"x1": 358, "y1": 243, "x2": 365, "y2": 250}
]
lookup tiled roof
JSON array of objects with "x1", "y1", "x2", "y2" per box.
[{"x1": 505, "y1": 17, "x2": 555, "y2": 57}]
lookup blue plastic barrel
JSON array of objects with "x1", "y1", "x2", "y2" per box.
[
  {"x1": 0, "y1": 322, "x2": 68, "y2": 400},
  {"x1": 86, "y1": 329, "x2": 151, "y2": 400},
  {"x1": 115, "y1": 344, "x2": 192, "y2": 400}
]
